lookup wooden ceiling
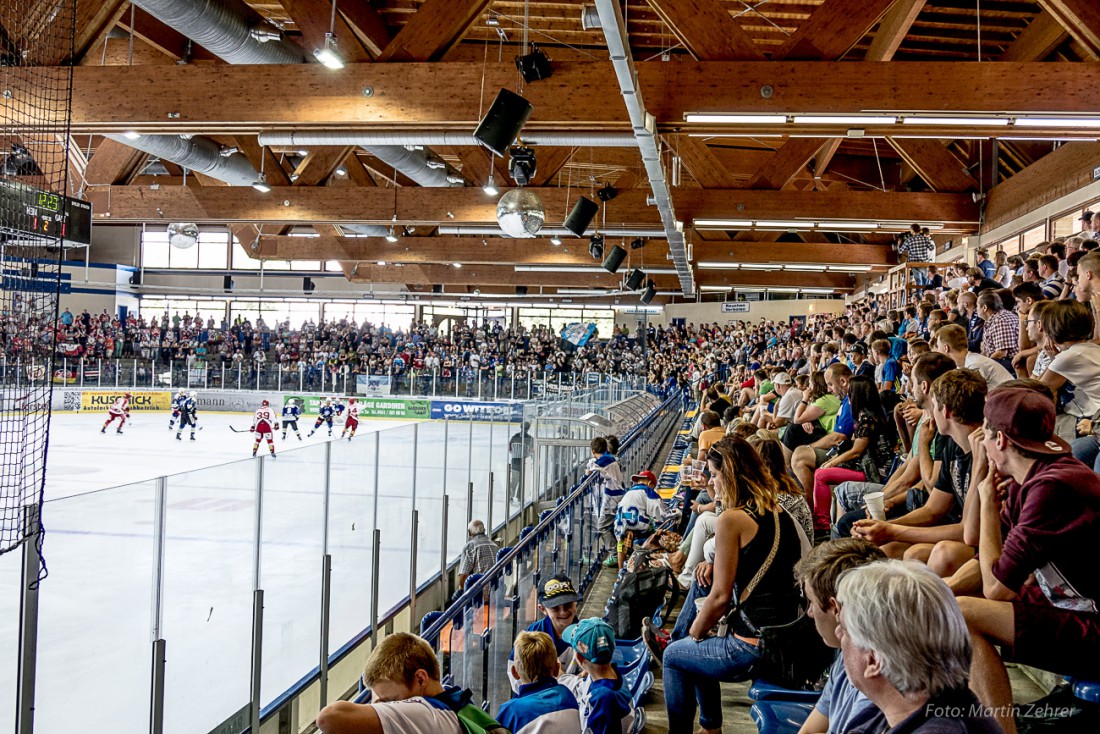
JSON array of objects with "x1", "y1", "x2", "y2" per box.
[{"x1": 31, "y1": 0, "x2": 1100, "y2": 302}]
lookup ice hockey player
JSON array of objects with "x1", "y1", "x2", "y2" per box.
[
  {"x1": 308, "y1": 398, "x2": 336, "y2": 437},
  {"x1": 281, "y1": 398, "x2": 302, "y2": 441},
  {"x1": 101, "y1": 393, "x2": 131, "y2": 435},
  {"x1": 339, "y1": 398, "x2": 360, "y2": 441},
  {"x1": 332, "y1": 396, "x2": 347, "y2": 416},
  {"x1": 168, "y1": 388, "x2": 186, "y2": 430},
  {"x1": 251, "y1": 399, "x2": 279, "y2": 458},
  {"x1": 176, "y1": 391, "x2": 199, "y2": 442}
]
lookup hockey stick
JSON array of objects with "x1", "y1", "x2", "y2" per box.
[{"x1": 229, "y1": 425, "x2": 253, "y2": 433}]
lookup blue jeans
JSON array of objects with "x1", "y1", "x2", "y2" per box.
[
  {"x1": 911, "y1": 267, "x2": 928, "y2": 286},
  {"x1": 1072, "y1": 435, "x2": 1100, "y2": 472},
  {"x1": 672, "y1": 580, "x2": 709, "y2": 641},
  {"x1": 664, "y1": 633, "x2": 761, "y2": 730}
]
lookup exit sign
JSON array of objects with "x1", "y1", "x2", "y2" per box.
[{"x1": 1093, "y1": 165, "x2": 1100, "y2": 181}]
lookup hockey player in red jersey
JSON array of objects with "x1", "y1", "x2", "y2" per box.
[
  {"x1": 339, "y1": 398, "x2": 360, "y2": 441},
  {"x1": 101, "y1": 393, "x2": 131, "y2": 434},
  {"x1": 251, "y1": 399, "x2": 279, "y2": 458}
]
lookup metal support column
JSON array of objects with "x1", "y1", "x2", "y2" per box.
[
  {"x1": 439, "y1": 494, "x2": 450, "y2": 602},
  {"x1": 249, "y1": 457, "x2": 266, "y2": 734},
  {"x1": 408, "y1": 510, "x2": 419, "y2": 632},
  {"x1": 16, "y1": 504, "x2": 43, "y2": 734},
  {"x1": 370, "y1": 529, "x2": 381, "y2": 650},
  {"x1": 319, "y1": 441, "x2": 333, "y2": 706},
  {"x1": 148, "y1": 476, "x2": 169, "y2": 734}
]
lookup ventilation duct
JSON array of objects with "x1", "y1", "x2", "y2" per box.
[
  {"x1": 105, "y1": 133, "x2": 258, "y2": 186},
  {"x1": 133, "y1": 0, "x2": 465, "y2": 187}
]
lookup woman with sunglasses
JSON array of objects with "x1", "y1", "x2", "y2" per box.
[{"x1": 660, "y1": 437, "x2": 804, "y2": 734}]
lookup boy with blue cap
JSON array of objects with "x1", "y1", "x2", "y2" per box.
[{"x1": 563, "y1": 618, "x2": 635, "y2": 734}]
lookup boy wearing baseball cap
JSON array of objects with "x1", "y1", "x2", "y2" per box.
[
  {"x1": 612, "y1": 470, "x2": 675, "y2": 569},
  {"x1": 507, "y1": 573, "x2": 582, "y2": 692},
  {"x1": 960, "y1": 387, "x2": 1100, "y2": 734},
  {"x1": 563, "y1": 618, "x2": 635, "y2": 734}
]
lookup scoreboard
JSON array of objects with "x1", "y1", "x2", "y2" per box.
[{"x1": 0, "y1": 180, "x2": 92, "y2": 246}]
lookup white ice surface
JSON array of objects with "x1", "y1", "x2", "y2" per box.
[{"x1": 1, "y1": 411, "x2": 523, "y2": 734}]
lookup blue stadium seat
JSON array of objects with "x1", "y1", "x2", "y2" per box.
[
  {"x1": 750, "y1": 700, "x2": 814, "y2": 734},
  {"x1": 748, "y1": 679, "x2": 821, "y2": 703},
  {"x1": 420, "y1": 611, "x2": 444, "y2": 636},
  {"x1": 463, "y1": 573, "x2": 484, "y2": 591}
]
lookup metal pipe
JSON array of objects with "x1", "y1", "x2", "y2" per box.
[
  {"x1": 438, "y1": 225, "x2": 667, "y2": 237},
  {"x1": 259, "y1": 131, "x2": 639, "y2": 148},
  {"x1": 319, "y1": 441, "x2": 332, "y2": 705},
  {"x1": 249, "y1": 588, "x2": 264, "y2": 734},
  {"x1": 105, "y1": 132, "x2": 260, "y2": 187},
  {"x1": 408, "y1": 510, "x2": 419, "y2": 633},
  {"x1": 439, "y1": 494, "x2": 450, "y2": 602},
  {"x1": 370, "y1": 529, "x2": 381, "y2": 650},
  {"x1": 16, "y1": 504, "x2": 42, "y2": 734},
  {"x1": 133, "y1": 0, "x2": 306, "y2": 64}
]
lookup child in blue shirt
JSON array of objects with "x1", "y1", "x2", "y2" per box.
[
  {"x1": 563, "y1": 619, "x2": 635, "y2": 734},
  {"x1": 497, "y1": 631, "x2": 581, "y2": 734}
]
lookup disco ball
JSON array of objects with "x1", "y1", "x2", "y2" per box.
[
  {"x1": 167, "y1": 222, "x2": 199, "y2": 249},
  {"x1": 496, "y1": 188, "x2": 545, "y2": 238}
]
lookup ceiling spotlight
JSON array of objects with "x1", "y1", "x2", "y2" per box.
[
  {"x1": 123, "y1": 131, "x2": 141, "y2": 140},
  {"x1": 509, "y1": 146, "x2": 537, "y2": 186},
  {"x1": 376, "y1": 261, "x2": 386, "y2": 266},
  {"x1": 589, "y1": 234, "x2": 605, "y2": 260},
  {"x1": 219, "y1": 146, "x2": 238, "y2": 158},
  {"x1": 425, "y1": 159, "x2": 447, "y2": 170},
  {"x1": 385, "y1": 225, "x2": 399, "y2": 243},
  {"x1": 445, "y1": 174, "x2": 465, "y2": 185},
  {"x1": 334, "y1": 166, "x2": 347, "y2": 176},
  {"x1": 289, "y1": 173, "x2": 300, "y2": 182},
  {"x1": 629, "y1": 237, "x2": 645, "y2": 250},
  {"x1": 401, "y1": 226, "x2": 414, "y2": 237},
  {"x1": 483, "y1": 178, "x2": 499, "y2": 196},
  {"x1": 486, "y1": 16, "x2": 500, "y2": 27},
  {"x1": 550, "y1": 236, "x2": 562, "y2": 246},
  {"x1": 251, "y1": 173, "x2": 271, "y2": 193},
  {"x1": 297, "y1": 149, "x2": 309, "y2": 156},
  {"x1": 596, "y1": 183, "x2": 618, "y2": 202},
  {"x1": 453, "y1": 262, "x2": 463, "y2": 269},
  {"x1": 313, "y1": 33, "x2": 345, "y2": 70}
]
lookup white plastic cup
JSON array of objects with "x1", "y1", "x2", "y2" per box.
[
  {"x1": 693, "y1": 460, "x2": 705, "y2": 473},
  {"x1": 682, "y1": 464, "x2": 694, "y2": 480},
  {"x1": 864, "y1": 491, "x2": 886, "y2": 521},
  {"x1": 695, "y1": 598, "x2": 707, "y2": 613}
]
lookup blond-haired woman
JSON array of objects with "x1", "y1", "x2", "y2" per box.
[{"x1": 659, "y1": 436, "x2": 803, "y2": 733}]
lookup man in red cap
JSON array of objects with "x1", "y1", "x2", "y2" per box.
[
  {"x1": 959, "y1": 386, "x2": 1100, "y2": 734},
  {"x1": 612, "y1": 470, "x2": 674, "y2": 569}
]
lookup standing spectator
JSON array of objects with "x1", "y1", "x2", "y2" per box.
[
  {"x1": 977, "y1": 291, "x2": 1019, "y2": 372},
  {"x1": 959, "y1": 388, "x2": 1100, "y2": 734},
  {"x1": 899, "y1": 223, "x2": 936, "y2": 292},
  {"x1": 958, "y1": 291, "x2": 985, "y2": 353},
  {"x1": 837, "y1": 561, "x2": 1002, "y2": 734},
  {"x1": 508, "y1": 421, "x2": 534, "y2": 501},
  {"x1": 975, "y1": 248, "x2": 997, "y2": 280},
  {"x1": 456, "y1": 520, "x2": 499, "y2": 591}
]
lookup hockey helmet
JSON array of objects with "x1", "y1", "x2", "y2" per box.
[
  {"x1": 189, "y1": 391, "x2": 197, "y2": 398},
  {"x1": 261, "y1": 399, "x2": 270, "y2": 407}
]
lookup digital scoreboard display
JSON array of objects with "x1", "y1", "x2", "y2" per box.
[{"x1": 0, "y1": 180, "x2": 92, "y2": 246}]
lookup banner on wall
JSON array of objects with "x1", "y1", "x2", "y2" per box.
[
  {"x1": 356, "y1": 374, "x2": 392, "y2": 396},
  {"x1": 80, "y1": 390, "x2": 172, "y2": 412},
  {"x1": 430, "y1": 400, "x2": 523, "y2": 422},
  {"x1": 193, "y1": 391, "x2": 270, "y2": 414},
  {"x1": 285, "y1": 394, "x2": 430, "y2": 420},
  {"x1": 720, "y1": 302, "x2": 751, "y2": 313}
]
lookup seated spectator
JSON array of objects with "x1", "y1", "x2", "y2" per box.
[
  {"x1": 659, "y1": 437, "x2": 803, "y2": 732},
  {"x1": 695, "y1": 410, "x2": 725, "y2": 458},
  {"x1": 933, "y1": 323, "x2": 1012, "y2": 387},
  {"x1": 791, "y1": 364, "x2": 855, "y2": 507},
  {"x1": 968, "y1": 267, "x2": 1004, "y2": 294},
  {"x1": 994, "y1": 250, "x2": 1013, "y2": 288},
  {"x1": 781, "y1": 370, "x2": 838, "y2": 452},
  {"x1": 754, "y1": 371, "x2": 801, "y2": 430},
  {"x1": 977, "y1": 291, "x2": 1019, "y2": 373},
  {"x1": 853, "y1": 369, "x2": 986, "y2": 570},
  {"x1": 959, "y1": 387, "x2": 1100, "y2": 734},
  {"x1": 847, "y1": 343, "x2": 875, "y2": 379},
  {"x1": 316, "y1": 632, "x2": 507, "y2": 734},
  {"x1": 794, "y1": 538, "x2": 887, "y2": 734},
  {"x1": 508, "y1": 574, "x2": 582, "y2": 692},
  {"x1": 563, "y1": 618, "x2": 635, "y2": 734},
  {"x1": 456, "y1": 519, "x2": 499, "y2": 592},
  {"x1": 747, "y1": 432, "x2": 814, "y2": 550},
  {"x1": 870, "y1": 339, "x2": 900, "y2": 393},
  {"x1": 1010, "y1": 282, "x2": 1045, "y2": 378},
  {"x1": 613, "y1": 470, "x2": 675, "y2": 567},
  {"x1": 1037, "y1": 300, "x2": 1100, "y2": 441},
  {"x1": 837, "y1": 561, "x2": 1001, "y2": 733},
  {"x1": 1037, "y1": 254, "x2": 1065, "y2": 299},
  {"x1": 811, "y1": 375, "x2": 897, "y2": 534},
  {"x1": 833, "y1": 353, "x2": 955, "y2": 540},
  {"x1": 958, "y1": 291, "x2": 985, "y2": 353},
  {"x1": 497, "y1": 631, "x2": 581, "y2": 734}
]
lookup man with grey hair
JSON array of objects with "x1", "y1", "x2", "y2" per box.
[
  {"x1": 837, "y1": 560, "x2": 1002, "y2": 733},
  {"x1": 457, "y1": 520, "x2": 498, "y2": 591}
]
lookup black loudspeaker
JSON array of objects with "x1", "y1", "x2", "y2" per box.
[
  {"x1": 473, "y1": 89, "x2": 534, "y2": 157},
  {"x1": 432, "y1": 284, "x2": 443, "y2": 294},
  {"x1": 129, "y1": 271, "x2": 142, "y2": 286},
  {"x1": 563, "y1": 196, "x2": 599, "y2": 237},
  {"x1": 304, "y1": 277, "x2": 316, "y2": 293},
  {"x1": 602, "y1": 244, "x2": 627, "y2": 274},
  {"x1": 625, "y1": 268, "x2": 645, "y2": 291},
  {"x1": 223, "y1": 275, "x2": 234, "y2": 293},
  {"x1": 516, "y1": 286, "x2": 528, "y2": 296},
  {"x1": 641, "y1": 280, "x2": 657, "y2": 305},
  {"x1": 515, "y1": 46, "x2": 552, "y2": 82}
]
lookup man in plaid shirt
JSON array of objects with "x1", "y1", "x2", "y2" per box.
[
  {"x1": 899, "y1": 224, "x2": 936, "y2": 289},
  {"x1": 457, "y1": 519, "x2": 499, "y2": 590},
  {"x1": 978, "y1": 291, "x2": 1018, "y2": 371}
]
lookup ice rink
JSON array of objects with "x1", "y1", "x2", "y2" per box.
[{"x1": 1, "y1": 409, "x2": 528, "y2": 734}]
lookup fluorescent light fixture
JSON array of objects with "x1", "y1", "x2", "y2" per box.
[
  {"x1": 767, "y1": 287, "x2": 800, "y2": 293},
  {"x1": 557, "y1": 288, "x2": 614, "y2": 295},
  {"x1": 902, "y1": 117, "x2": 1009, "y2": 127},
  {"x1": 685, "y1": 114, "x2": 788, "y2": 124},
  {"x1": 801, "y1": 288, "x2": 836, "y2": 294},
  {"x1": 514, "y1": 265, "x2": 678, "y2": 275},
  {"x1": 287, "y1": 231, "x2": 319, "y2": 238},
  {"x1": 687, "y1": 133, "x2": 784, "y2": 138},
  {"x1": 733, "y1": 287, "x2": 763, "y2": 292},
  {"x1": 1014, "y1": 117, "x2": 1100, "y2": 128},
  {"x1": 828, "y1": 265, "x2": 873, "y2": 272},
  {"x1": 251, "y1": 173, "x2": 271, "y2": 193},
  {"x1": 890, "y1": 135, "x2": 990, "y2": 141},
  {"x1": 739, "y1": 263, "x2": 773, "y2": 270},
  {"x1": 793, "y1": 115, "x2": 897, "y2": 125},
  {"x1": 816, "y1": 221, "x2": 878, "y2": 230},
  {"x1": 123, "y1": 131, "x2": 141, "y2": 140},
  {"x1": 375, "y1": 261, "x2": 386, "y2": 266},
  {"x1": 550, "y1": 236, "x2": 562, "y2": 246},
  {"x1": 754, "y1": 220, "x2": 815, "y2": 229},
  {"x1": 611, "y1": 304, "x2": 662, "y2": 313},
  {"x1": 1001, "y1": 136, "x2": 1100, "y2": 142},
  {"x1": 313, "y1": 35, "x2": 345, "y2": 70},
  {"x1": 699, "y1": 285, "x2": 732, "y2": 292},
  {"x1": 693, "y1": 219, "x2": 753, "y2": 229},
  {"x1": 784, "y1": 264, "x2": 827, "y2": 271},
  {"x1": 697, "y1": 262, "x2": 742, "y2": 270}
]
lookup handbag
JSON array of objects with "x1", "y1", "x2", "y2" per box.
[{"x1": 725, "y1": 507, "x2": 834, "y2": 691}]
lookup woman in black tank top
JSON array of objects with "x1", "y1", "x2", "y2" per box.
[{"x1": 663, "y1": 436, "x2": 803, "y2": 734}]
